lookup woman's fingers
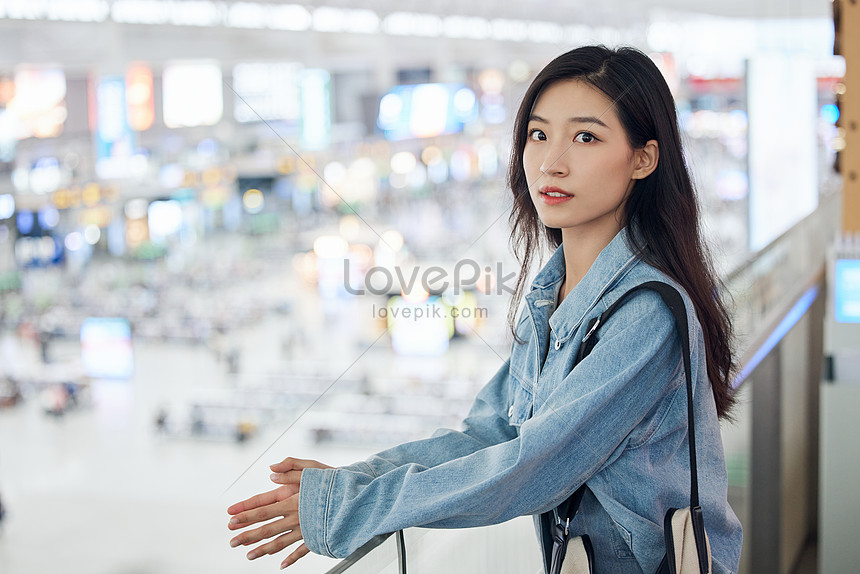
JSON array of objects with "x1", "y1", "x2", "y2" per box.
[
  {"x1": 228, "y1": 493, "x2": 299, "y2": 531},
  {"x1": 269, "y1": 457, "x2": 333, "y2": 473},
  {"x1": 227, "y1": 487, "x2": 282, "y2": 516},
  {"x1": 245, "y1": 529, "x2": 303, "y2": 561},
  {"x1": 226, "y1": 466, "x2": 311, "y2": 562},
  {"x1": 229, "y1": 502, "x2": 282, "y2": 529},
  {"x1": 281, "y1": 543, "x2": 310, "y2": 569},
  {"x1": 270, "y1": 457, "x2": 334, "y2": 485},
  {"x1": 230, "y1": 516, "x2": 299, "y2": 548},
  {"x1": 269, "y1": 457, "x2": 302, "y2": 473},
  {"x1": 269, "y1": 470, "x2": 302, "y2": 485},
  {"x1": 227, "y1": 484, "x2": 296, "y2": 520}
]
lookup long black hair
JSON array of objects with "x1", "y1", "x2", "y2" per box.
[{"x1": 506, "y1": 45, "x2": 736, "y2": 419}]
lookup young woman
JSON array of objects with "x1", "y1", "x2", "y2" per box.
[{"x1": 227, "y1": 45, "x2": 743, "y2": 573}]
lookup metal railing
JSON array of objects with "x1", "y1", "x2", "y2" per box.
[{"x1": 324, "y1": 532, "x2": 406, "y2": 574}]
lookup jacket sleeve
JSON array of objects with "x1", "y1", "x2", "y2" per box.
[
  {"x1": 299, "y1": 290, "x2": 683, "y2": 559},
  {"x1": 339, "y1": 357, "x2": 519, "y2": 479}
]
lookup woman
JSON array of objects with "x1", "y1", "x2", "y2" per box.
[{"x1": 227, "y1": 45, "x2": 743, "y2": 573}]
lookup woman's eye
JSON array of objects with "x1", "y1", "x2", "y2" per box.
[
  {"x1": 528, "y1": 129, "x2": 546, "y2": 141},
  {"x1": 574, "y1": 132, "x2": 597, "y2": 143}
]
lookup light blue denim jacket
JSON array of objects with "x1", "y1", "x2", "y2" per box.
[{"x1": 299, "y1": 228, "x2": 743, "y2": 573}]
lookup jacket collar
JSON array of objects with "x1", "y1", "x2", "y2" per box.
[{"x1": 524, "y1": 227, "x2": 639, "y2": 341}]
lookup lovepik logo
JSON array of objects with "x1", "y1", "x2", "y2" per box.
[{"x1": 343, "y1": 259, "x2": 518, "y2": 296}]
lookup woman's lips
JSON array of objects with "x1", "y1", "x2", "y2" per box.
[{"x1": 539, "y1": 185, "x2": 574, "y2": 205}]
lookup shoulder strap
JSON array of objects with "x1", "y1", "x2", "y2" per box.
[{"x1": 557, "y1": 280, "x2": 699, "y2": 521}]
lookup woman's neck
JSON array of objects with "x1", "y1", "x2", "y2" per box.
[{"x1": 558, "y1": 224, "x2": 623, "y2": 302}]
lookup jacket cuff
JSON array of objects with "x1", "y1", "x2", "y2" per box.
[{"x1": 299, "y1": 467, "x2": 337, "y2": 558}]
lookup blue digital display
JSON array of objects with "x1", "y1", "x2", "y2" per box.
[
  {"x1": 377, "y1": 83, "x2": 478, "y2": 141},
  {"x1": 834, "y1": 259, "x2": 860, "y2": 323}
]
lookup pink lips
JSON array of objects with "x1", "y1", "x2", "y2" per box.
[
  {"x1": 539, "y1": 185, "x2": 573, "y2": 196},
  {"x1": 539, "y1": 185, "x2": 574, "y2": 205}
]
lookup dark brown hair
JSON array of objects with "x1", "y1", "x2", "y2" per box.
[{"x1": 506, "y1": 45, "x2": 736, "y2": 419}]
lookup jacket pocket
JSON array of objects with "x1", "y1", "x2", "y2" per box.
[
  {"x1": 610, "y1": 515, "x2": 636, "y2": 559},
  {"x1": 507, "y1": 370, "x2": 533, "y2": 427}
]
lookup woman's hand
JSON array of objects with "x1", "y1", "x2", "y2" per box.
[{"x1": 227, "y1": 457, "x2": 334, "y2": 569}]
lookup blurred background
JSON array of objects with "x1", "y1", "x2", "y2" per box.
[{"x1": 0, "y1": 1, "x2": 854, "y2": 573}]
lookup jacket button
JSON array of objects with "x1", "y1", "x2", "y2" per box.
[
  {"x1": 554, "y1": 339, "x2": 562, "y2": 350},
  {"x1": 508, "y1": 405, "x2": 515, "y2": 417}
]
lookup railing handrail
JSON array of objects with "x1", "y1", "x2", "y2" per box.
[
  {"x1": 723, "y1": 188, "x2": 839, "y2": 286},
  {"x1": 724, "y1": 190, "x2": 839, "y2": 387},
  {"x1": 323, "y1": 531, "x2": 408, "y2": 574},
  {"x1": 323, "y1": 533, "x2": 393, "y2": 574}
]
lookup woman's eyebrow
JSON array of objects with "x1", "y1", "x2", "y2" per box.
[{"x1": 528, "y1": 114, "x2": 610, "y2": 129}]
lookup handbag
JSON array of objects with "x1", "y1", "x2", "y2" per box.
[{"x1": 546, "y1": 281, "x2": 711, "y2": 574}]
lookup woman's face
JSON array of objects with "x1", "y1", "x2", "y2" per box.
[{"x1": 522, "y1": 79, "x2": 644, "y2": 236}]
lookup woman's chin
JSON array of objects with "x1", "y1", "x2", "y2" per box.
[{"x1": 536, "y1": 214, "x2": 578, "y2": 230}]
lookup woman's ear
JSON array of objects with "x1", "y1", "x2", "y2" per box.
[{"x1": 632, "y1": 140, "x2": 659, "y2": 180}]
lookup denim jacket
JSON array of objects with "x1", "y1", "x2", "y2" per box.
[{"x1": 299, "y1": 228, "x2": 743, "y2": 574}]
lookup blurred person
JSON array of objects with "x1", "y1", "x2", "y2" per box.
[
  {"x1": 191, "y1": 404, "x2": 205, "y2": 435},
  {"x1": 0, "y1": 376, "x2": 22, "y2": 408},
  {"x1": 235, "y1": 419, "x2": 256, "y2": 443},
  {"x1": 37, "y1": 330, "x2": 51, "y2": 364},
  {"x1": 0, "y1": 489, "x2": 6, "y2": 532},
  {"x1": 155, "y1": 405, "x2": 169, "y2": 434},
  {"x1": 40, "y1": 384, "x2": 67, "y2": 417},
  {"x1": 227, "y1": 45, "x2": 742, "y2": 573},
  {"x1": 225, "y1": 346, "x2": 241, "y2": 374},
  {"x1": 63, "y1": 381, "x2": 78, "y2": 408}
]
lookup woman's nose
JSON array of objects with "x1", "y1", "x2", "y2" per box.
[{"x1": 539, "y1": 145, "x2": 571, "y2": 177}]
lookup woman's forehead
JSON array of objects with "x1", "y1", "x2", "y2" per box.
[{"x1": 531, "y1": 80, "x2": 618, "y2": 123}]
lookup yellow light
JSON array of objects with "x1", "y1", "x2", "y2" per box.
[
  {"x1": 82, "y1": 183, "x2": 100, "y2": 206},
  {"x1": 421, "y1": 145, "x2": 443, "y2": 166},
  {"x1": 202, "y1": 167, "x2": 221, "y2": 186},
  {"x1": 478, "y1": 68, "x2": 505, "y2": 93},
  {"x1": 242, "y1": 188, "x2": 264, "y2": 213},
  {"x1": 277, "y1": 156, "x2": 296, "y2": 174},
  {"x1": 126, "y1": 64, "x2": 154, "y2": 131}
]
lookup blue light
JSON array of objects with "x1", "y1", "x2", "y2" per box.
[
  {"x1": 16, "y1": 211, "x2": 34, "y2": 235},
  {"x1": 728, "y1": 109, "x2": 748, "y2": 128},
  {"x1": 820, "y1": 104, "x2": 839, "y2": 124},
  {"x1": 732, "y1": 284, "x2": 819, "y2": 389},
  {"x1": 197, "y1": 138, "x2": 218, "y2": 156},
  {"x1": 0, "y1": 194, "x2": 14, "y2": 220},
  {"x1": 835, "y1": 259, "x2": 860, "y2": 323},
  {"x1": 33, "y1": 156, "x2": 59, "y2": 171},
  {"x1": 38, "y1": 206, "x2": 60, "y2": 229}
]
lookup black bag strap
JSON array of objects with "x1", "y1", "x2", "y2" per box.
[{"x1": 556, "y1": 280, "x2": 700, "y2": 521}]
